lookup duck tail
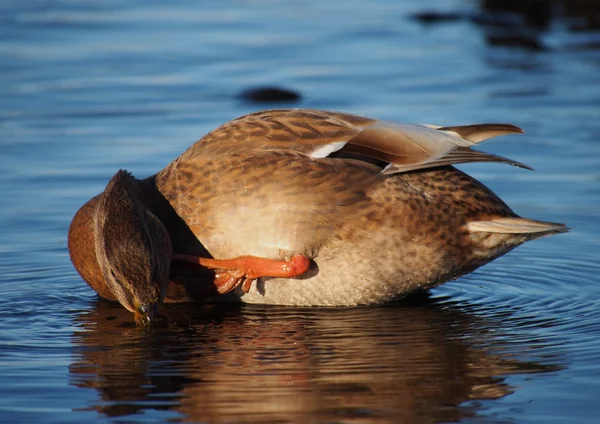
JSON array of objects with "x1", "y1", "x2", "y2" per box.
[
  {"x1": 465, "y1": 217, "x2": 568, "y2": 262},
  {"x1": 467, "y1": 217, "x2": 569, "y2": 240}
]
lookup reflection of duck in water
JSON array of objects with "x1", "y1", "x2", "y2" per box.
[
  {"x1": 68, "y1": 109, "x2": 567, "y2": 324},
  {"x1": 69, "y1": 298, "x2": 562, "y2": 422}
]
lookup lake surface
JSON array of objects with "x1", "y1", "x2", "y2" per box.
[{"x1": 1, "y1": 0, "x2": 599, "y2": 422}]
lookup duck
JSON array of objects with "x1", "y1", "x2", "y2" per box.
[{"x1": 68, "y1": 108, "x2": 567, "y2": 323}]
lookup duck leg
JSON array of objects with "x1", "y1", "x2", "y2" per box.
[{"x1": 171, "y1": 254, "x2": 310, "y2": 294}]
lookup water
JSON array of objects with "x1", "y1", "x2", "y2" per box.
[{"x1": 1, "y1": 0, "x2": 599, "y2": 422}]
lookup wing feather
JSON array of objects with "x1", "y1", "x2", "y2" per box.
[{"x1": 180, "y1": 108, "x2": 529, "y2": 174}]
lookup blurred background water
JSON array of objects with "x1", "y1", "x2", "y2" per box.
[{"x1": 1, "y1": 0, "x2": 599, "y2": 422}]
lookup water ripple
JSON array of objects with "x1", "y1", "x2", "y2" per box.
[{"x1": 1, "y1": 0, "x2": 599, "y2": 422}]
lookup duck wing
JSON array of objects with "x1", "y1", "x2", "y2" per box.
[{"x1": 181, "y1": 108, "x2": 530, "y2": 174}]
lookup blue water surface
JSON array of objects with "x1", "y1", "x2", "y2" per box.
[{"x1": 1, "y1": 0, "x2": 599, "y2": 423}]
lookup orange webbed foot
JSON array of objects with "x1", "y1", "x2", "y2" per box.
[{"x1": 172, "y1": 254, "x2": 310, "y2": 294}]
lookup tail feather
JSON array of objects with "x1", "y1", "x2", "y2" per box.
[{"x1": 467, "y1": 217, "x2": 569, "y2": 236}]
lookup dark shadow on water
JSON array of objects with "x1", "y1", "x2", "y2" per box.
[
  {"x1": 238, "y1": 86, "x2": 302, "y2": 104},
  {"x1": 69, "y1": 295, "x2": 564, "y2": 423},
  {"x1": 410, "y1": 0, "x2": 600, "y2": 51}
]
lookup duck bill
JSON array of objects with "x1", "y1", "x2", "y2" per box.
[{"x1": 133, "y1": 303, "x2": 160, "y2": 327}]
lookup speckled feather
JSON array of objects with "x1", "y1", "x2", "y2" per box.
[
  {"x1": 69, "y1": 108, "x2": 567, "y2": 307},
  {"x1": 152, "y1": 109, "x2": 563, "y2": 305}
]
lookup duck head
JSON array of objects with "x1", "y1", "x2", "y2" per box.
[{"x1": 93, "y1": 170, "x2": 172, "y2": 326}]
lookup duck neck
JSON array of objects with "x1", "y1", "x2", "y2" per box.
[{"x1": 138, "y1": 174, "x2": 209, "y2": 257}]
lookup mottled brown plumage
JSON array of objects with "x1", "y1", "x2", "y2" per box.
[
  {"x1": 70, "y1": 170, "x2": 172, "y2": 325},
  {"x1": 68, "y1": 108, "x2": 567, "y2": 310}
]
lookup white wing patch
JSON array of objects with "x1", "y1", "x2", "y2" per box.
[{"x1": 309, "y1": 141, "x2": 347, "y2": 158}]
